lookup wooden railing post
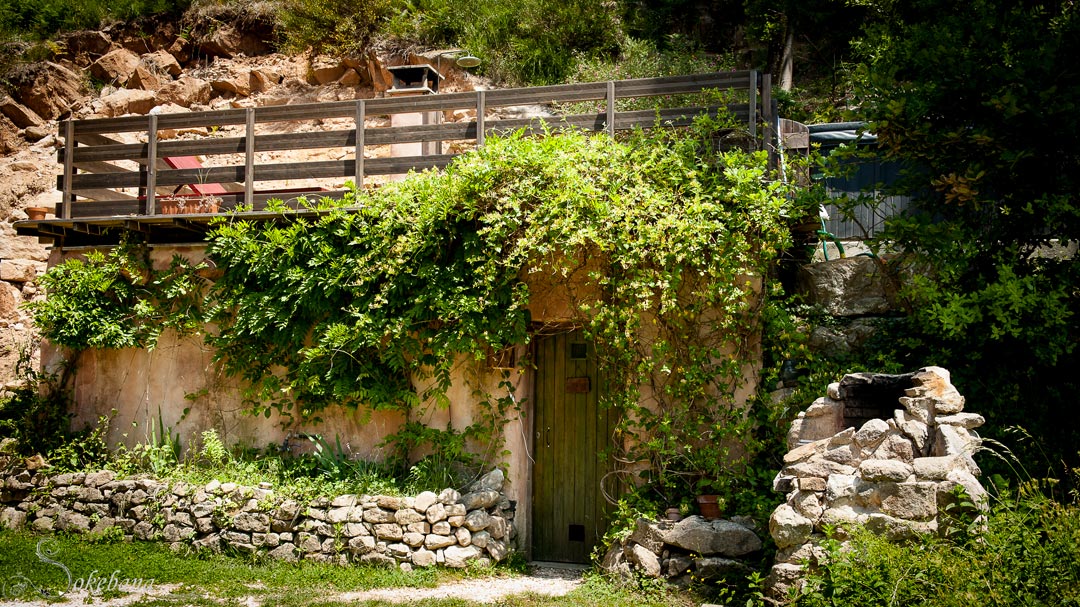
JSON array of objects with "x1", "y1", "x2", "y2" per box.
[
  {"x1": 61, "y1": 120, "x2": 74, "y2": 219},
  {"x1": 146, "y1": 114, "x2": 158, "y2": 215},
  {"x1": 355, "y1": 99, "x2": 366, "y2": 189},
  {"x1": 476, "y1": 90, "x2": 486, "y2": 147},
  {"x1": 748, "y1": 70, "x2": 759, "y2": 149},
  {"x1": 761, "y1": 73, "x2": 776, "y2": 163},
  {"x1": 244, "y1": 107, "x2": 256, "y2": 206},
  {"x1": 606, "y1": 81, "x2": 617, "y2": 137}
]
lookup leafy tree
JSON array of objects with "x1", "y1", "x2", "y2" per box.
[
  {"x1": 386, "y1": 0, "x2": 622, "y2": 85},
  {"x1": 853, "y1": 0, "x2": 1080, "y2": 472}
]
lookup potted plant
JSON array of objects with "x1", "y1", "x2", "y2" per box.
[{"x1": 695, "y1": 494, "x2": 725, "y2": 519}]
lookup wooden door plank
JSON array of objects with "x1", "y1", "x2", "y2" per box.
[
  {"x1": 557, "y1": 330, "x2": 574, "y2": 557},
  {"x1": 584, "y1": 343, "x2": 599, "y2": 552}
]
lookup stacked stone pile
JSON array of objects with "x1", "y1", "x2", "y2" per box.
[
  {"x1": 0, "y1": 463, "x2": 514, "y2": 570},
  {"x1": 767, "y1": 366, "x2": 988, "y2": 599},
  {"x1": 602, "y1": 515, "x2": 762, "y2": 585}
]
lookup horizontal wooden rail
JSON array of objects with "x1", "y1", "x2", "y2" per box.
[
  {"x1": 71, "y1": 72, "x2": 755, "y2": 135},
  {"x1": 61, "y1": 105, "x2": 747, "y2": 166}
]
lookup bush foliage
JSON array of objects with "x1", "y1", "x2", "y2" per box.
[
  {"x1": 795, "y1": 482, "x2": 1080, "y2": 606},
  {"x1": 0, "y1": 0, "x2": 188, "y2": 41},
  {"x1": 830, "y1": 0, "x2": 1080, "y2": 476}
]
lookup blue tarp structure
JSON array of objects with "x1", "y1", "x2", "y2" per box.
[{"x1": 808, "y1": 122, "x2": 910, "y2": 239}]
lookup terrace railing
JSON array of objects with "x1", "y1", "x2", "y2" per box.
[{"x1": 25, "y1": 71, "x2": 775, "y2": 246}]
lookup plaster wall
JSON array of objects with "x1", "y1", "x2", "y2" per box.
[{"x1": 45, "y1": 244, "x2": 762, "y2": 559}]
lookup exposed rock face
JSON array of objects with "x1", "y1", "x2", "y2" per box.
[
  {"x1": 0, "y1": 462, "x2": 516, "y2": 570},
  {"x1": 197, "y1": 24, "x2": 272, "y2": 58},
  {"x1": 14, "y1": 62, "x2": 90, "y2": 120},
  {"x1": 767, "y1": 367, "x2": 987, "y2": 600}
]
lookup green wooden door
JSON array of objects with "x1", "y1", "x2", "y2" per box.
[{"x1": 532, "y1": 331, "x2": 618, "y2": 563}]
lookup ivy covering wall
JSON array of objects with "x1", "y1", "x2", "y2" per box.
[{"x1": 30, "y1": 116, "x2": 803, "y2": 504}]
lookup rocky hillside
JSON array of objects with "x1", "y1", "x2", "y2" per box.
[{"x1": 0, "y1": 19, "x2": 483, "y2": 385}]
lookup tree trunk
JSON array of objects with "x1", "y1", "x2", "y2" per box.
[{"x1": 779, "y1": 27, "x2": 794, "y2": 91}]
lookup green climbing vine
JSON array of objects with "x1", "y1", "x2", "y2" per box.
[
  {"x1": 28, "y1": 242, "x2": 207, "y2": 350},
  {"x1": 29, "y1": 114, "x2": 806, "y2": 502}
]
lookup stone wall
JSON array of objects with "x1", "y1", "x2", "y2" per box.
[
  {"x1": 0, "y1": 463, "x2": 515, "y2": 570},
  {"x1": 766, "y1": 367, "x2": 988, "y2": 599},
  {"x1": 601, "y1": 515, "x2": 762, "y2": 585}
]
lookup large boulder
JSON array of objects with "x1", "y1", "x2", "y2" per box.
[
  {"x1": 663, "y1": 515, "x2": 762, "y2": 557},
  {"x1": 90, "y1": 48, "x2": 141, "y2": 86},
  {"x1": 626, "y1": 544, "x2": 661, "y2": 578},
  {"x1": 797, "y1": 256, "x2": 895, "y2": 316},
  {"x1": 156, "y1": 77, "x2": 212, "y2": 108},
  {"x1": 0, "y1": 97, "x2": 44, "y2": 129},
  {"x1": 443, "y1": 544, "x2": 482, "y2": 568},
  {"x1": 307, "y1": 57, "x2": 346, "y2": 85},
  {"x1": 211, "y1": 72, "x2": 253, "y2": 97},
  {"x1": 769, "y1": 504, "x2": 813, "y2": 549},
  {"x1": 198, "y1": 24, "x2": 271, "y2": 58},
  {"x1": 0, "y1": 282, "x2": 22, "y2": 321},
  {"x1": 141, "y1": 50, "x2": 183, "y2": 77},
  {"x1": 99, "y1": 88, "x2": 157, "y2": 117},
  {"x1": 128, "y1": 65, "x2": 163, "y2": 91},
  {"x1": 15, "y1": 62, "x2": 90, "y2": 120},
  {"x1": 470, "y1": 469, "x2": 505, "y2": 493}
]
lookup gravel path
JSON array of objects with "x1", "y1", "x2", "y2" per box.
[{"x1": 340, "y1": 565, "x2": 585, "y2": 603}]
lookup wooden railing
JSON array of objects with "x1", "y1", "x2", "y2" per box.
[{"x1": 54, "y1": 71, "x2": 775, "y2": 221}]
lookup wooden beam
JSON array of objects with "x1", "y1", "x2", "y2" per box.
[
  {"x1": 476, "y1": 90, "x2": 486, "y2": 147},
  {"x1": 606, "y1": 81, "x2": 616, "y2": 137},
  {"x1": 748, "y1": 70, "x2": 758, "y2": 146},
  {"x1": 146, "y1": 114, "x2": 158, "y2": 215},
  {"x1": 761, "y1": 73, "x2": 775, "y2": 163},
  {"x1": 124, "y1": 220, "x2": 150, "y2": 233},
  {"x1": 244, "y1": 107, "x2": 255, "y2": 206},
  {"x1": 62, "y1": 120, "x2": 74, "y2": 219},
  {"x1": 355, "y1": 100, "x2": 365, "y2": 188}
]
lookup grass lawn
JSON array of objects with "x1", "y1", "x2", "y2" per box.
[{"x1": 0, "y1": 530, "x2": 700, "y2": 606}]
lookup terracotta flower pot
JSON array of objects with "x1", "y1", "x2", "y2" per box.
[
  {"x1": 25, "y1": 207, "x2": 49, "y2": 220},
  {"x1": 696, "y1": 494, "x2": 722, "y2": 519}
]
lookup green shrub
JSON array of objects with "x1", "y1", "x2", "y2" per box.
[
  {"x1": 0, "y1": 0, "x2": 189, "y2": 41},
  {"x1": 385, "y1": 0, "x2": 623, "y2": 85},
  {"x1": 276, "y1": 0, "x2": 390, "y2": 57},
  {"x1": 28, "y1": 243, "x2": 206, "y2": 351},
  {"x1": 0, "y1": 345, "x2": 72, "y2": 457},
  {"x1": 795, "y1": 483, "x2": 1080, "y2": 606}
]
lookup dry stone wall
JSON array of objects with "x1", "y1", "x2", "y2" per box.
[
  {"x1": 601, "y1": 515, "x2": 763, "y2": 586},
  {"x1": 0, "y1": 463, "x2": 515, "y2": 570},
  {"x1": 766, "y1": 366, "x2": 988, "y2": 599}
]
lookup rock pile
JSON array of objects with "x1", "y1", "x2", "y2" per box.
[
  {"x1": 0, "y1": 464, "x2": 515, "y2": 570},
  {"x1": 767, "y1": 366, "x2": 987, "y2": 599},
  {"x1": 602, "y1": 515, "x2": 762, "y2": 585}
]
